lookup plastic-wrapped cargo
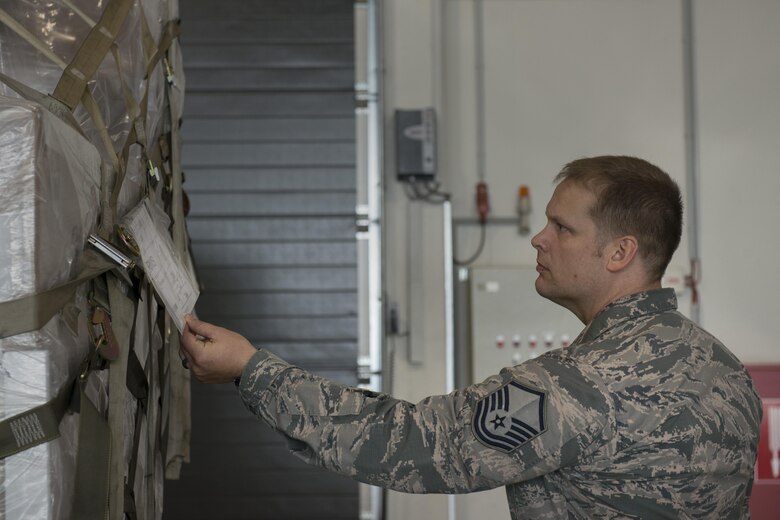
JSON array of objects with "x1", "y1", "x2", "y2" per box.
[
  {"x1": 0, "y1": 0, "x2": 182, "y2": 217},
  {"x1": 0, "y1": 95, "x2": 102, "y2": 519},
  {"x1": 0, "y1": 0, "x2": 189, "y2": 519}
]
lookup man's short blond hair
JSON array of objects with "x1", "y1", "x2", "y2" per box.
[{"x1": 555, "y1": 156, "x2": 683, "y2": 281}]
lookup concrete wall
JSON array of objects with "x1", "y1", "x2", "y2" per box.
[{"x1": 380, "y1": 1, "x2": 780, "y2": 518}]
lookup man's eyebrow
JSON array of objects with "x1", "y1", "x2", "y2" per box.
[{"x1": 549, "y1": 213, "x2": 576, "y2": 230}]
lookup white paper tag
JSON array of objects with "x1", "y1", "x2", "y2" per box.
[{"x1": 124, "y1": 199, "x2": 198, "y2": 333}]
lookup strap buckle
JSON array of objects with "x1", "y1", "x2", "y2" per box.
[
  {"x1": 88, "y1": 307, "x2": 120, "y2": 361},
  {"x1": 117, "y1": 226, "x2": 141, "y2": 257}
]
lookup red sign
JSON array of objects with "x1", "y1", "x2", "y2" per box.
[
  {"x1": 747, "y1": 365, "x2": 780, "y2": 519},
  {"x1": 756, "y1": 398, "x2": 780, "y2": 483}
]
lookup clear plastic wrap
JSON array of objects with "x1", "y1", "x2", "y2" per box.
[
  {"x1": 0, "y1": 97, "x2": 102, "y2": 298},
  {"x1": 0, "y1": 1, "x2": 139, "y2": 159},
  {"x1": 0, "y1": 0, "x2": 185, "y2": 517},
  {"x1": 0, "y1": 96, "x2": 102, "y2": 519},
  {"x1": 0, "y1": 0, "x2": 179, "y2": 218}
]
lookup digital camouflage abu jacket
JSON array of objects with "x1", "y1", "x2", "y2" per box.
[{"x1": 238, "y1": 288, "x2": 762, "y2": 519}]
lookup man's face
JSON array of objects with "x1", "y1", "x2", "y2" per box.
[{"x1": 531, "y1": 181, "x2": 607, "y2": 321}]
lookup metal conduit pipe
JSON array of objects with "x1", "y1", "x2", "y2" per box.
[{"x1": 682, "y1": 0, "x2": 702, "y2": 323}]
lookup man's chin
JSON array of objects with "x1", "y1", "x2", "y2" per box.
[
  {"x1": 534, "y1": 278, "x2": 551, "y2": 300},
  {"x1": 535, "y1": 279, "x2": 565, "y2": 305}
]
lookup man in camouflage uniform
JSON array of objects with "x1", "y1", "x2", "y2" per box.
[{"x1": 181, "y1": 156, "x2": 762, "y2": 519}]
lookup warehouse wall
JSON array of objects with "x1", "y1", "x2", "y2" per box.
[
  {"x1": 381, "y1": 1, "x2": 780, "y2": 519},
  {"x1": 164, "y1": 1, "x2": 359, "y2": 518}
]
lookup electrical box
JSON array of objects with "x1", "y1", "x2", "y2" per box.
[
  {"x1": 469, "y1": 266, "x2": 583, "y2": 383},
  {"x1": 395, "y1": 108, "x2": 436, "y2": 180}
]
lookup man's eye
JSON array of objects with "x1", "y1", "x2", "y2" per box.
[{"x1": 557, "y1": 223, "x2": 567, "y2": 232}]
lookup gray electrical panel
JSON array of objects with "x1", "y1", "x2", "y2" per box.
[
  {"x1": 469, "y1": 266, "x2": 583, "y2": 382},
  {"x1": 395, "y1": 108, "x2": 436, "y2": 180}
]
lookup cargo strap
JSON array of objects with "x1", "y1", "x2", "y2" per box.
[
  {"x1": 0, "y1": 72, "x2": 86, "y2": 137},
  {"x1": 124, "y1": 343, "x2": 150, "y2": 519},
  {"x1": 83, "y1": 88, "x2": 123, "y2": 173},
  {"x1": 114, "y1": 280, "x2": 166, "y2": 517},
  {"x1": 106, "y1": 273, "x2": 139, "y2": 519},
  {"x1": 61, "y1": 0, "x2": 96, "y2": 26},
  {"x1": 71, "y1": 377, "x2": 112, "y2": 520},
  {"x1": 0, "y1": 251, "x2": 122, "y2": 339},
  {"x1": 147, "y1": 293, "x2": 166, "y2": 499},
  {"x1": 90, "y1": 277, "x2": 148, "y2": 520},
  {"x1": 164, "y1": 55, "x2": 192, "y2": 477},
  {"x1": 146, "y1": 20, "x2": 182, "y2": 79},
  {"x1": 52, "y1": 0, "x2": 133, "y2": 110},
  {"x1": 0, "y1": 380, "x2": 76, "y2": 460}
]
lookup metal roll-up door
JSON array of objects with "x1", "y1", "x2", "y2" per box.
[{"x1": 164, "y1": 1, "x2": 359, "y2": 518}]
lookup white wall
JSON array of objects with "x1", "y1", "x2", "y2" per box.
[
  {"x1": 695, "y1": 0, "x2": 780, "y2": 363},
  {"x1": 380, "y1": 1, "x2": 780, "y2": 518},
  {"x1": 382, "y1": 1, "x2": 453, "y2": 516}
]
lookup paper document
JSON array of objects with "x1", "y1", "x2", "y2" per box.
[{"x1": 123, "y1": 199, "x2": 199, "y2": 332}]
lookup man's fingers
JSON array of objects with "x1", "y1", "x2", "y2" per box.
[
  {"x1": 179, "y1": 348, "x2": 191, "y2": 369},
  {"x1": 185, "y1": 315, "x2": 221, "y2": 341},
  {"x1": 180, "y1": 321, "x2": 199, "y2": 353}
]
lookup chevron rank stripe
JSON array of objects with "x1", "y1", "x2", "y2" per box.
[{"x1": 473, "y1": 380, "x2": 547, "y2": 453}]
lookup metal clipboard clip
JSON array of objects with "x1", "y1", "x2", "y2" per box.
[
  {"x1": 87, "y1": 234, "x2": 136, "y2": 270},
  {"x1": 117, "y1": 226, "x2": 141, "y2": 257}
]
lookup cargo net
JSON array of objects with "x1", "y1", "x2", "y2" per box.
[{"x1": 0, "y1": 1, "x2": 194, "y2": 519}]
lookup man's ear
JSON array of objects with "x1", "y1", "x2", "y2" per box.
[{"x1": 605, "y1": 235, "x2": 639, "y2": 273}]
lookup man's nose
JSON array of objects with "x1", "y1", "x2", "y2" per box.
[{"x1": 531, "y1": 229, "x2": 544, "y2": 251}]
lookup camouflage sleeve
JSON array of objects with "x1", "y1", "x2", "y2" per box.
[{"x1": 238, "y1": 348, "x2": 614, "y2": 494}]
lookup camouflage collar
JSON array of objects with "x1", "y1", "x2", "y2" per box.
[{"x1": 578, "y1": 288, "x2": 677, "y2": 343}]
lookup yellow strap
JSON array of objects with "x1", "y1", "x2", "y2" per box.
[
  {"x1": 81, "y1": 89, "x2": 121, "y2": 174},
  {"x1": 52, "y1": 0, "x2": 133, "y2": 109},
  {"x1": 145, "y1": 20, "x2": 181, "y2": 79},
  {"x1": 61, "y1": 0, "x2": 96, "y2": 27}
]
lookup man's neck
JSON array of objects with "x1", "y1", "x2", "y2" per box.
[{"x1": 580, "y1": 280, "x2": 663, "y2": 325}]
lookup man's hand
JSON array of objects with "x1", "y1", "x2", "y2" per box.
[{"x1": 180, "y1": 315, "x2": 257, "y2": 384}]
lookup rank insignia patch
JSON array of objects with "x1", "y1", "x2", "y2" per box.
[{"x1": 473, "y1": 381, "x2": 547, "y2": 453}]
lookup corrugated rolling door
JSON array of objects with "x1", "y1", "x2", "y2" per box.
[{"x1": 163, "y1": 1, "x2": 359, "y2": 519}]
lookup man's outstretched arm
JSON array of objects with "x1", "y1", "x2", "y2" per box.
[{"x1": 180, "y1": 316, "x2": 612, "y2": 494}]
